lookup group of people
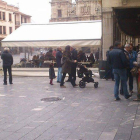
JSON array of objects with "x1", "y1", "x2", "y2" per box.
[
  {"x1": 49, "y1": 46, "x2": 78, "y2": 87},
  {"x1": 108, "y1": 41, "x2": 139, "y2": 101},
  {"x1": 32, "y1": 49, "x2": 56, "y2": 67},
  {"x1": 49, "y1": 45, "x2": 98, "y2": 87},
  {"x1": 32, "y1": 48, "x2": 98, "y2": 68},
  {"x1": 77, "y1": 51, "x2": 96, "y2": 63},
  {"x1": 1, "y1": 43, "x2": 140, "y2": 102}
]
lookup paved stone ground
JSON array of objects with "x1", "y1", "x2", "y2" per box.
[{"x1": 0, "y1": 76, "x2": 140, "y2": 140}]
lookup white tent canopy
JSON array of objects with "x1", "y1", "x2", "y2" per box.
[{"x1": 1, "y1": 20, "x2": 102, "y2": 48}]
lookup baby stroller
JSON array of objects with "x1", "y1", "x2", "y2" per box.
[{"x1": 77, "y1": 64, "x2": 99, "y2": 88}]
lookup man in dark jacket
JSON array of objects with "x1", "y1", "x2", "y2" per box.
[
  {"x1": 66, "y1": 47, "x2": 78, "y2": 84},
  {"x1": 70, "y1": 47, "x2": 77, "y2": 83},
  {"x1": 95, "y1": 51, "x2": 99, "y2": 62},
  {"x1": 1, "y1": 48, "x2": 13, "y2": 85},
  {"x1": 66, "y1": 47, "x2": 77, "y2": 83},
  {"x1": 56, "y1": 47, "x2": 62, "y2": 83},
  {"x1": 103, "y1": 46, "x2": 114, "y2": 80},
  {"x1": 108, "y1": 41, "x2": 131, "y2": 101}
]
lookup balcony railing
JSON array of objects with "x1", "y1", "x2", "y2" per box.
[{"x1": 15, "y1": 21, "x2": 20, "y2": 26}]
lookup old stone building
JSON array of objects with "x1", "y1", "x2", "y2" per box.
[
  {"x1": 0, "y1": 0, "x2": 31, "y2": 42},
  {"x1": 102, "y1": 0, "x2": 140, "y2": 59},
  {"x1": 50, "y1": 0, "x2": 101, "y2": 22}
]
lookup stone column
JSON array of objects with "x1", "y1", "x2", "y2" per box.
[{"x1": 102, "y1": 8, "x2": 113, "y2": 60}]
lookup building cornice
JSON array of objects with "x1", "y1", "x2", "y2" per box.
[{"x1": 50, "y1": 1, "x2": 72, "y2": 5}]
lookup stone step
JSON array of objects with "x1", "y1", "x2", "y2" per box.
[
  {"x1": 11, "y1": 68, "x2": 98, "y2": 71},
  {"x1": 0, "y1": 68, "x2": 99, "y2": 77}
]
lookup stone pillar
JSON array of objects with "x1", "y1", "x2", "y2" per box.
[
  {"x1": 102, "y1": 8, "x2": 113, "y2": 60},
  {"x1": 135, "y1": 38, "x2": 139, "y2": 46},
  {"x1": 122, "y1": 33, "x2": 126, "y2": 46}
]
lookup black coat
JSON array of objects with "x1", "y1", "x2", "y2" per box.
[
  {"x1": 49, "y1": 67, "x2": 55, "y2": 79},
  {"x1": 108, "y1": 47, "x2": 128, "y2": 69},
  {"x1": 56, "y1": 51, "x2": 62, "y2": 67},
  {"x1": 71, "y1": 49, "x2": 77, "y2": 60},
  {"x1": 1, "y1": 51, "x2": 13, "y2": 66},
  {"x1": 71, "y1": 49, "x2": 77, "y2": 67},
  {"x1": 88, "y1": 56, "x2": 95, "y2": 63}
]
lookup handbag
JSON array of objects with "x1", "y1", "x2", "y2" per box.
[{"x1": 131, "y1": 67, "x2": 138, "y2": 76}]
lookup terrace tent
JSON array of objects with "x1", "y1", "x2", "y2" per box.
[{"x1": 1, "y1": 20, "x2": 102, "y2": 48}]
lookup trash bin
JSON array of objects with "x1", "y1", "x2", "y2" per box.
[{"x1": 99, "y1": 60, "x2": 110, "y2": 79}]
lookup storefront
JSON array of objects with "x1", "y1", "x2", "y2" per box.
[{"x1": 102, "y1": 0, "x2": 140, "y2": 59}]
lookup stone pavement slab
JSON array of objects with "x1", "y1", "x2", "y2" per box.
[{"x1": 0, "y1": 76, "x2": 139, "y2": 140}]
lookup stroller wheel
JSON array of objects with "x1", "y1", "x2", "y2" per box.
[
  {"x1": 79, "y1": 80, "x2": 86, "y2": 88},
  {"x1": 94, "y1": 82, "x2": 98, "y2": 88}
]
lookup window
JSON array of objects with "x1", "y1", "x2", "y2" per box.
[
  {"x1": 0, "y1": 26, "x2": 2, "y2": 34},
  {"x1": 0, "y1": 12, "x2": 1, "y2": 20},
  {"x1": 81, "y1": 6, "x2": 91, "y2": 15},
  {"x1": 24, "y1": 18, "x2": 27, "y2": 23},
  {"x1": 3, "y1": 26, "x2": 6, "y2": 34},
  {"x1": 15, "y1": 15, "x2": 16, "y2": 24},
  {"x1": 9, "y1": 27, "x2": 12, "y2": 34},
  {"x1": 9, "y1": 13, "x2": 12, "y2": 21},
  {"x1": 3, "y1": 12, "x2": 5, "y2": 20},
  {"x1": 58, "y1": 10, "x2": 62, "y2": 17}
]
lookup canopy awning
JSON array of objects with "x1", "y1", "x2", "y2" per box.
[{"x1": 2, "y1": 20, "x2": 102, "y2": 48}]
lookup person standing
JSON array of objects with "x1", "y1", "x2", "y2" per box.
[
  {"x1": 70, "y1": 46, "x2": 78, "y2": 85},
  {"x1": 1, "y1": 48, "x2": 13, "y2": 85},
  {"x1": 39, "y1": 54, "x2": 44, "y2": 67},
  {"x1": 133, "y1": 49, "x2": 140, "y2": 101},
  {"x1": 60, "y1": 45, "x2": 77, "y2": 88},
  {"x1": 52, "y1": 49, "x2": 57, "y2": 58},
  {"x1": 128, "y1": 43, "x2": 137, "y2": 94},
  {"x1": 56, "y1": 47, "x2": 62, "y2": 83},
  {"x1": 88, "y1": 53, "x2": 95, "y2": 64},
  {"x1": 66, "y1": 47, "x2": 77, "y2": 82},
  {"x1": 49, "y1": 63, "x2": 56, "y2": 85},
  {"x1": 103, "y1": 46, "x2": 114, "y2": 80},
  {"x1": 95, "y1": 50, "x2": 99, "y2": 62},
  {"x1": 108, "y1": 41, "x2": 131, "y2": 101},
  {"x1": 120, "y1": 44, "x2": 131, "y2": 95}
]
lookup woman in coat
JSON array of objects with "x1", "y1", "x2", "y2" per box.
[{"x1": 60, "y1": 45, "x2": 77, "y2": 88}]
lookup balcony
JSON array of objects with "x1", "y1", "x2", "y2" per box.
[{"x1": 15, "y1": 21, "x2": 20, "y2": 26}]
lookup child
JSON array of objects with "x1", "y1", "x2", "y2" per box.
[
  {"x1": 78, "y1": 64, "x2": 93, "y2": 77},
  {"x1": 49, "y1": 63, "x2": 56, "y2": 85}
]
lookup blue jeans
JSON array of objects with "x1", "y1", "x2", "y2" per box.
[
  {"x1": 57, "y1": 67, "x2": 62, "y2": 82},
  {"x1": 113, "y1": 69, "x2": 129, "y2": 99}
]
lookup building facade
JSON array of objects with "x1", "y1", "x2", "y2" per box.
[
  {"x1": 0, "y1": 0, "x2": 31, "y2": 42},
  {"x1": 50, "y1": 0, "x2": 101, "y2": 22},
  {"x1": 102, "y1": 0, "x2": 140, "y2": 59}
]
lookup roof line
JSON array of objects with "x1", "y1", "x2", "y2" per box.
[
  {"x1": 1, "y1": 39, "x2": 101, "y2": 42},
  {"x1": 21, "y1": 20, "x2": 102, "y2": 26}
]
